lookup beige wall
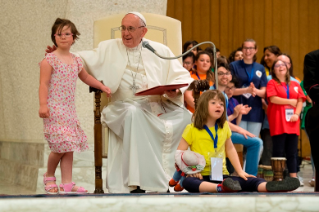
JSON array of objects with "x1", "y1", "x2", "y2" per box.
[{"x1": 0, "y1": 0, "x2": 167, "y2": 144}]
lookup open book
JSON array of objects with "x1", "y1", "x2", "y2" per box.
[{"x1": 135, "y1": 83, "x2": 189, "y2": 96}]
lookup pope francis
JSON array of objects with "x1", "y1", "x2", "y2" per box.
[{"x1": 77, "y1": 12, "x2": 193, "y2": 193}]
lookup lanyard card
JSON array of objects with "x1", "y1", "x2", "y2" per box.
[
  {"x1": 285, "y1": 107, "x2": 294, "y2": 122},
  {"x1": 209, "y1": 151, "x2": 223, "y2": 181}
]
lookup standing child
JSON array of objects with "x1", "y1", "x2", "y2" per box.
[
  {"x1": 39, "y1": 18, "x2": 111, "y2": 194},
  {"x1": 179, "y1": 90, "x2": 300, "y2": 193}
]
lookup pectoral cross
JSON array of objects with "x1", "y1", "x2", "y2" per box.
[{"x1": 130, "y1": 80, "x2": 140, "y2": 94}]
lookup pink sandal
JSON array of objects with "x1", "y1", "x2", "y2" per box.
[
  {"x1": 59, "y1": 182, "x2": 87, "y2": 194},
  {"x1": 43, "y1": 173, "x2": 59, "y2": 194}
]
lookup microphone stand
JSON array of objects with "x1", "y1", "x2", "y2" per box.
[{"x1": 143, "y1": 41, "x2": 218, "y2": 89}]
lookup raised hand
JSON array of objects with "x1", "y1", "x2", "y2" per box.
[
  {"x1": 233, "y1": 104, "x2": 243, "y2": 117},
  {"x1": 240, "y1": 105, "x2": 252, "y2": 115}
]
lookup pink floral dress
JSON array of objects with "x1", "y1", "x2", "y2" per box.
[{"x1": 43, "y1": 53, "x2": 88, "y2": 153}]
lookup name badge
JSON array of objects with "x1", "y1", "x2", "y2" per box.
[
  {"x1": 285, "y1": 108, "x2": 294, "y2": 122},
  {"x1": 210, "y1": 157, "x2": 223, "y2": 181},
  {"x1": 242, "y1": 85, "x2": 251, "y2": 99}
]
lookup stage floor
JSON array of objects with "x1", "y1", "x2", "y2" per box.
[{"x1": 0, "y1": 162, "x2": 318, "y2": 212}]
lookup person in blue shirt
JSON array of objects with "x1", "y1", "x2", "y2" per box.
[
  {"x1": 210, "y1": 61, "x2": 262, "y2": 176},
  {"x1": 230, "y1": 39, "x2": 267, "y2": 138}
]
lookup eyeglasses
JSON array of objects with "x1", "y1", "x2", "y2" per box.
[
  {"x1": 243, "y1": 47, "x2": 255, "y2": 51},
  {"x1": 274, "y1": 63, "x2": 287, "y2": 68},
  {"x1": 54, "y1": 33, "x2": 73, "y2": 38},
  {"x1": 218, "y1": 72, "x2": 231, "y2": 76},
  {"x1": 120, "y1": 25, "x2": 145, "y2": 33},
  {"x1": 225, "y1": 86, "x2": 235, "y2": 90}
]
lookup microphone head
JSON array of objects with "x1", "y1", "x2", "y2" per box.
[{"x1": 142, "y1": 41, "x2": 149, "y2": 48}]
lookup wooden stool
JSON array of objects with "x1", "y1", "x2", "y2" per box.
[{"x1": 234, "y1": 144, "x2": 244, "y2": 167}]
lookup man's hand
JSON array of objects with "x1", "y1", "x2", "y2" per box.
[
  {"x1": 45, "y1": 45, "x2": 57, "y2": 54},
  {"x1": 187, "y1": 173, "x2": 203, "y2": 179},
  {"x1": 238, "y1": 128, "x2": 255, "y2": 139},
  {"x1": 165, "y1": 89, "x2": 180, "y2": 98},
  {"x1": 240, "y1": 105, "x2": 252, "y2": 115}
]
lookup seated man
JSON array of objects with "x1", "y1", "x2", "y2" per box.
[{"x1": 63, "y1": 12, "x2": 193, "y2": 193}]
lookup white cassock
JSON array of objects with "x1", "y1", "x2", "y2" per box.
[{"x1": 78, "y1": 38, "x2": 193, "y2": 193}]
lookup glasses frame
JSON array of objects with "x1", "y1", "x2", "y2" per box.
[
  {"x1": 119, "y1": 25, "x2": 145, "y2": 33},
  {"x1": 54, "y1": 33, "x2": 74, "y2": 38}
]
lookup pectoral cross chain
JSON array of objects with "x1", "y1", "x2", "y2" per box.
[{"x1": 130, "y1": 80, "x2": 140, "y2": 94}]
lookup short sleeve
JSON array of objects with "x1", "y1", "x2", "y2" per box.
[
  {"x1": 223, "y1": 121, "x2": 232, "y2": 139},
  {"x1": 182, "y1": 124, "x2": 194, "y2": 146},
  {"x1": 295, "y1": 83, "x2": 306, "y2": 101},
  {"x1": 75, "y1": 56, "x2": 84, "y2": 73},
  {"x1": 260, "y1": 67, "x2": 268, "y2": 87},
  {"x1": 266, "y1": 79, "x2": 278, "y2": 98},
  {"x1": 44, "y1": 53, "x2": 56, "y2": 68}
]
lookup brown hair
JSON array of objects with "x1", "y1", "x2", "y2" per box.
[
  {"x1": 193, "y1": 51, "x2": 215, "y2": 83},
  {"x1": 242, "y1": 38, "x2": 257, "y2": 62},
  {"x1": 193, "y1": 90, "x2": 227, "y2": 130},
  {"x1": 51, "y1": 18, "x2": 80, "y2": 47},
  {"x1": 271, "y1": 59, "x2": 291, "y2": 85}
]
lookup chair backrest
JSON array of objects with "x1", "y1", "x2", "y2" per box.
[{"x1": 93, "y1": 13, "x2": 182, "y2": 108}]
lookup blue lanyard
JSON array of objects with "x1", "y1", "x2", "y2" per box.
[
  {"x1": 204, "y1": 123, "x2": 218, "y2": 149},
  {"x1": 243, "y1": 61, "x2": 255, "y2": 85},
  {"x1": 283, "y1": 84, "x2": 290, "y2": 99},
  {"x1": 195, "y1": 72, "x2": 201, "y2": 80},
  {"x1": 228, "y1": 98, "x2": 235, "y2": 114}
]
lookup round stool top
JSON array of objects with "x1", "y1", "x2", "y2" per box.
[{"x1": 271, "y1": 157, "x2": 286, "y2": 160}]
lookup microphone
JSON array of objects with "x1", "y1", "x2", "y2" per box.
[
  {"x1": 142, "y1": 40, "x2": 219, "y2": 88},
  {"x1": 142, "y1": 41, "x2": 156, "y2": 53}
]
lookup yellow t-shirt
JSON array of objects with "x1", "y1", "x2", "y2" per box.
[{"x1": 182, "y1": 122, "x2": 232, "y2": 176}]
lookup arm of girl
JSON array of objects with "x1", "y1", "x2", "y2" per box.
[
  {"x1": 233, "y1": 86, "x2": 254, "y2": 96},
  {"x1": 252, "y1": 86, "x2": 266, "y2": 98},
  {"x1": 38, "y1": 59, "x2": 52, "y2": 118},
  {"x1": 290, "y1": 98, "x2": 304, "y2": 122},
  {"x1": 269, "y1": 96, "x2": 297, "y2": 107},
  {"x1": 78, "y1": 68, "x2": 112, "y2": 97},
  {"x1": 177, "y1": 138, "x2": 203, "y2": 179},
  {"x1": 225, "y1": 138, "x2": 255, "y2": 180},
  {"x1": 184, "y1": 90, "x2": 195, "y2": 110}
]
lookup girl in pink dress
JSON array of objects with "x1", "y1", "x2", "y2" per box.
[{"x1": 39, "y1": 18, "x2": 111, "y2": 194}]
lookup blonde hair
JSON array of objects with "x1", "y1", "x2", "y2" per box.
[{"x1": 193, "y1": 90, "x2": 227, "y2": 129}]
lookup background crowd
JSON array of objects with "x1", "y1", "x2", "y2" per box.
[{"x1": 182, "y1": 39, "x2": 315, "y2": 187}]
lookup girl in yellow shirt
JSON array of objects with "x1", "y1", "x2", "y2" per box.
[{"x1": 177, "y1": 90, "x2": 300, "y2": 192}]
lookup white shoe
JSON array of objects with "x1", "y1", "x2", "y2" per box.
[{"x1": 297, "y1": 174, "x2": 304, "y2": 187}]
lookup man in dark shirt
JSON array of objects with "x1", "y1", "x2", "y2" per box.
[{"x1": 303, "y1": 49, "x2": 319, "y2": 191}]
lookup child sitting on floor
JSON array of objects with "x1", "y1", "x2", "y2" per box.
[{"x1": 177, "y1": 90, "x2": 300, "y2": 193}]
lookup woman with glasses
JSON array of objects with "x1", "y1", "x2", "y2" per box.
[
  {"x1": 229, "y1": 39, "x2": 267, "y2": 137},
  {"x1": 185, "y1": 51, "x2": 215, "y2": 113},
  {"x1": 266, "y1": 60, "x2": 305, "y2": 179}
]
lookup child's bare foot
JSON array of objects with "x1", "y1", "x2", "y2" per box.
[
  {"x1": 59, "y1": 182, "x2": 87, "y2": 194},
  {"x1": 43, "y1": 173, "x2": 58, "y2": 194}
]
